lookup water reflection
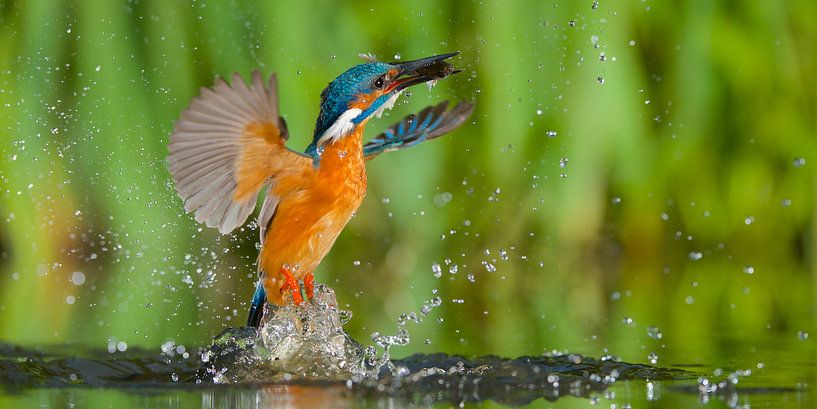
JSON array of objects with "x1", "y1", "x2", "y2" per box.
[{"x1": 202, "y1": 384, "x2": 352, "y2": 409}]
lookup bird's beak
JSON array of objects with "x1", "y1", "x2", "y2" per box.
[{"x1": 385, "y1": 52, "x2": 463, "y2": 93}]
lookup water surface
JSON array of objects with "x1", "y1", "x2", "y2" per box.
[{"x1": 2, "y1": 325, "x2": 813, "y2": 408}]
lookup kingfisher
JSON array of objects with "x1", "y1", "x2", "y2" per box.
[{"x1": 167, "y1": 52, "x2": 474, "y2": 327}]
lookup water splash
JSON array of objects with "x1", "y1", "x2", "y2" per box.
[
  {"x1": 364, "y1": 295, "x2": 443, "y2": 380},
  {"x1": 149, "y1": 282, "x2": 707, "y2": 405},
  {"x1": 195, "y1": 283, "x2": 447, "y2": 384},
  {"x1": 197, "y1": 284, "x2": 365, "y2": 383},
  {"x1": 186, "y1": 283, "x2": 700, "y2": 406}
]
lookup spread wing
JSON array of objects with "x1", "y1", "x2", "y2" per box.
[
  {"x1": 363, "y1": 101, "x2": 474, "y2": 159},
  {"x1": 167, "y1": 71, "x2": 310, "y2": 235}
]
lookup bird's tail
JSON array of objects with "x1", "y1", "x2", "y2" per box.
[{"x1": 246, "y1": 280, "x2": 267, "y2": 327}]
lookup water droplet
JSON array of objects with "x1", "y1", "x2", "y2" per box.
[
  {"x1": 71, "y1": 271, "x2": 86, "y2": 286},
  {"x1": 597, "y1": 76, "x2": 605, "y2": 84},
  {"x1": 743, "y1": 266, "x2": 755, "y2": 275},
  {"x1": 688, "y1": 251, "x2": 703, "y2": 261},
  {"x1": 433, "y1": 192, "x2": 453, "y2": 207},
  {"x1": 629, "y1": 40, "x2": 636, "y2": 46},
  {"x1": 744, "y1": 216, "x2": 754, "y2": 225},
  {"x1": 568, "y1": 20, "x2": 576, "y2": 27},
  {"x1": 591, "y1": 35, "x2": 600, "y2": 47},
  {"x1": 648, "y1": 352, "x2": 659, "y2": 364},
  {"x1": 592, "y1": 0, "x2": 599, "y2": 9},
  {"x1": 798, "y1": 331, "x2": 809, "y2": 340},
  {"x1": 647, "y1": 326, "x2": 663, "y2": 339},
  {"x1": 685, "y1": 296, "x2": 695, "y2": 304},
  {"x1": 622, "y1": 317, "x2": 635, "y2": 327},
  {"x1": 793, "y1": 157, "x2": 806, "y2": 167},
  {"x1": 395, "y1": 366, "x2": 410, "y2": 377},
  {"x1": 546, "y1": 130, "x2": 558, "y2": 138}
]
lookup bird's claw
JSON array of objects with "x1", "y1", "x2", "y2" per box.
[
  {"x1": 304, "y1": 272, "x2": 314, "y2": 300},
  {"x1": 278, "y1": 268, "x2": 317, "y2": 305},
  {"x1": 279, "y1": 267, "x2": 304, "y2": 305}
]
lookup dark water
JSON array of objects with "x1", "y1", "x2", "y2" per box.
[
  {"x1": 0, "y1": 339, "x2": 683, "y2": 405},
  {"x1": 1, "y1": 335, "x2": 812, "y2": 408}
]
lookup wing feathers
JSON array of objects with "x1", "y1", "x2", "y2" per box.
[
  {"x1": 177, "y1": 165, "x2": 231, "y2": 198},
  {"x1": 168, "y1": 147, "x2": 240, "y2": 174},
  {"x1": 184, "y1": 172, "x2": 232, "y2": 214},
  {"x1": 257, "y1": 190, "x2": 280, "y2": 244},
  {"x1": 167, "y1": 70, "x2": 303, "y2": 235},
  {"x1": 363, "y1": 101, "x2": 474, "y2": 158}
]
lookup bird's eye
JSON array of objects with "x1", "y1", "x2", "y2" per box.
[{"x1": 374, "y1": 75, "x2": 386, "y2": 89}]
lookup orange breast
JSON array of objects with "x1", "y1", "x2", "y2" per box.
[{"x1": 259, "y1": 127, "x2": 368, "y2": 303}]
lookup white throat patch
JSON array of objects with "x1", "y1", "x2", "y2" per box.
[
  {"x1": 316, "y1": 91, "x2": 404, "y2": 149},
  {"x1": 316, "y1": 108, "x2": 362, "y2": 147}
]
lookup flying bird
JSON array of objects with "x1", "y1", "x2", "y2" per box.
[{"x1": 167, "y1": 52, "x2": 474, "y2": 327}]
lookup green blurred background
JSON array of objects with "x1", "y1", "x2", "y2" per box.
[{"x1": 0, "y1": 0, "x2": 814, "y2": 368}]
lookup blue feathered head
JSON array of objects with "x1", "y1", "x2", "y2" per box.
[{"x1": 306, "y1": 52, "x2": 461, "y2": 156}]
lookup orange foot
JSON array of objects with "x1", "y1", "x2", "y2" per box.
[
  {"x1": 279, "y1": 267, "x2": 304, "y2": 305},
  {"x1": 304, "y1": 272, "x2": 314, "y2": 300}
]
